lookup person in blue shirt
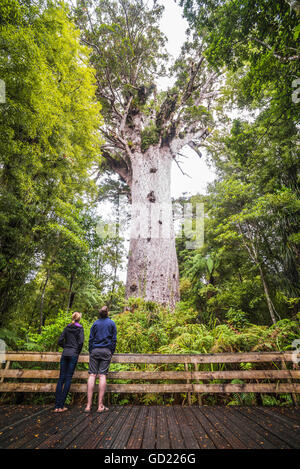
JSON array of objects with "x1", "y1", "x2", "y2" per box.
[{"x1": 85, "y1": 305, "x2": 117, "y2": 413}]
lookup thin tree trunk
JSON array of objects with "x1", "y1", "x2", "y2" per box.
[
  {"x1": 39, "y1": 269, "x2": 50, "y2": 333},
  {"x1": 257, "y1": 264, "x2": 277, "y2": 325},
  {"x1": 66, "y1": 273, "x2": 75, "y2": 314},
  {"x1": 126, "y1": 148, "x2": 180, "y2": 308},
  {"x1": 108, "y1": 213, "x2": 120, "y2": 309},
  {"x1": 238, "y1": 223, "x2": 277, "y2": 325}
]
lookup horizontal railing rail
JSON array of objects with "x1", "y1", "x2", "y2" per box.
[{"x1": 0, "y1": 352, "x2": 299, "y2": 403}]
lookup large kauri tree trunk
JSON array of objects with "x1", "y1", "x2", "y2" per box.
[
  {"x1": 79, "y1": 1, "x2": 219, "y2": 308},
  {"x1": 125, "y1": 147, "x2": 180, "y2": 307}
]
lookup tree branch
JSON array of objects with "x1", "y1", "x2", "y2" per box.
[
  {"x1": 101, "y1": 150, "x2": 132, "y2": 187},
  {"x1": 251, "y1": 37, "x2": 300, "y2": 62}
]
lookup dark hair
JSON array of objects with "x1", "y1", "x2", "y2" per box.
[{"x1": 99, "y1": 305, "x2": 108, "y2": 319}]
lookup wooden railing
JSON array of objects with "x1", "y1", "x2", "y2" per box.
[{"x1": 0, "y1": 351, "x2": 299, "y2": 404}]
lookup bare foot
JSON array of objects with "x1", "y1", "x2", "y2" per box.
[
  {"x1": 97, "y1": 406, "x2": 109, "y2": 413},
  {"x1": 84, "y1": 407, "x2": 91, "y2": 412},
  {"x1": 58, "y1": 407, "x2": 68, "y2": 412}
]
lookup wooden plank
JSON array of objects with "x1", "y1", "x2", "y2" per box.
[
  {"x1": 79, "y1": 350, "x2": 295, "y2": 363},
  {"x1": 95, "y1": 406, "x2": 132, "y2": 449},
  {"x1": 165, "y1": 407, "x2": 185, "y2": 449},
  {"x1": 126, "y1": 406, "x2": 149, "y2": 449},
  {"x1": 4, "y1": 409, "x2": 59, "y2": 449},
  {"x1": 190, "y1": 408, "x2": 232, "y2": 449},
  {"x1": 191, "y1": 383, "x2": 300, "y2": 393},
  {"x1": 80, "y1": 407, "x2": 124, "y2": 450},
  {"x1": 2, "y1": 369, "x2": 300, "y2": 380},
  {"x1": 201, "y1": 407, "x2": 247, "y2": 449},
  {"x1": 112, "y1": 382, "x2": 300, "y2": 394},
  {"x1": 104, "y1": 406, "x2": 140, "y2": 449},
  {"x1": 5, "y1": 352, "x2": 63, "y2": 363},
  {"x1": 0, "y1": 408, "x2": 54, "y2": 448},
  {"x1": 240, "y1": 407, "x2": 300, "y2": 449},
  {"x1": 0, "y1": 405, "x2": 49, "y2": 432},
  {"x1": 38, "y1": 409, "x2": 95, "y2": 449},
  {"x1": 181, "y1": 408, "x2": 215, "y2": 449},
  {"x1": 54, "y1": 412, "x2": 97, "y2": 449},
  {"x1": 262, "y1": 407, "x2": 300, "y2": 430},
  {"x1": 142, "y1": 406, "x2": 157, "y2": 449},
  {"x1": 257, "y1": 407, "x2": 300, "y2": 435},
  {"x1": 5, "y1": 351, "x2": 295, "y2": 364},
  {"x1": 235, "y1": 408, "x2": 292, "y2": 449},
  {"x1": 108, "y1": 369, "x2": 300, "y2": 380},
  {"x1": 172, "y1": 406, "x2": 200, "y2": 449},
  {"x1": 27, "y1": 408, "x2": 84, "y2": 449},
  {"x1": 68, "y1": 407, "x2": 120, "y2": 450},
  {"x1": 1, "y1": 406, "x2": 299, "y2": 449},
  {"x1": 205, "y1": 407, "x2": 260, "y2": 449},
  {"x1": 1, "y1": 381, "x2": 300, "y2": 394},
  {"x1": 275, "y1": 407, "x2": 300, "y2": 422},
  {"x1": 156, "y1": 406, "x2": 170, "y2": 449},
  {"x1": 0, "y1": 382, "x2": 57, "y2": 392},
  {"x1": 218, "y1": 407, "x2": 277, "y2": 449},
  {"x1": 0, "y1": 405, "x2": 19, "y2": 429}
]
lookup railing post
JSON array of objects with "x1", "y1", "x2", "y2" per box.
[
  {"x1": 195, "y1": 363, "x2": 202, "y2": 406},
  {"x1": 0, "y1": 360, "x2": 10, "y2": 384},
  {"x1": 185, "y1": 363, "x2": 191, "y2": 406},
  {"x1": 281, "y1": 357, "x2": 298, "y2": 407}
]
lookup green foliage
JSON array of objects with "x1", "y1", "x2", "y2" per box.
[
  {"x1": 225, "y1": 308, "x2": 250, "y2": 330},
  {"x1": 18, "y1": 311, "x2": 92, "y2": 352},
  {"x1": 4, "y1": 298, "x2": 300, "y2": 405},
  {"x1": 0, "y1": 328, "x2": 20, "y2": 349},
  {"x1": 0, "y1": 0, "x2": 104, "y2": 326},
  {"x1": 140, "y1": 123, "x2": 160, "y2": 152},
  {"x1": 14, "y1": 298, "x2": 299, "y2": 356}
]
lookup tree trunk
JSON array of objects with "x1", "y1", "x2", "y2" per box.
[
  {"x1": 125, "y1": 148, "x2": 180, "y2": 308},
  {"x1": 66, "y1": 273, "x2": 75, "y2": 314},
  {"x1": 258, "y1": 264, "x2": 277, "y2": 325},
  {"x1": 39, "y1": 269, "x2": 50, "y2": 333},
  {"x1": 108, "y1": 199, "x2": 120, "y2": 309}
]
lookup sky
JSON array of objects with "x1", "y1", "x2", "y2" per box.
[{"x1": 157, "y1": 0, "x2": 217, "y2": 198}]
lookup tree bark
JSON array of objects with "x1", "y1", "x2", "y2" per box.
[
  {"x1": 257, "y1": 264, "x2": 277, "y2": 325},
  {"x1": 66, "y1": 273, "x2": 75, "y2": 314},
  {"x1": 39, "y1": 269, "x2": 50, "y2": 333},
  {"x1": 125, "y1": 147, "x2": 180, "y2": 308},
  {"x1": 238, "y1": 223, "x2": 278, "y2": 325}
]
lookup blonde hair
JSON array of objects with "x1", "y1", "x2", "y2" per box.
[{"x1": 71, "y1": 312, "x2": 82, "y2": 324}]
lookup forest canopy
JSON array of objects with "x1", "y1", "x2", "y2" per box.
[{"x1": 0, "y1": 0, "x2": 299, "y2": 368}]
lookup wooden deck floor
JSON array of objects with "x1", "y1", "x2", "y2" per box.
[{"x1": 0, "y1": 405, "x2": 299, "y2": 449}]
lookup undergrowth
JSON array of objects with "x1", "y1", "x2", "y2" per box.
[{"x1": 1, "y1": 300, "x2": 299, "y2": 406}]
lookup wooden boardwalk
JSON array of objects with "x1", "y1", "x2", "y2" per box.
[{"x1": 0, "y1": 405, "x2": 299, "y2": 449}]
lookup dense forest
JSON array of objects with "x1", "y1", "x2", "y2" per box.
[{"x1": 0, "y1": 0, "x2": 299, "y2": 404}]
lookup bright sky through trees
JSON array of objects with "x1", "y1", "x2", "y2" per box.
[{"x1": 157, "y1": 0, "x2": 216, "y2": 198}]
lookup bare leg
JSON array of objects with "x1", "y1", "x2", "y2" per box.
[
  {"x1": 97, "y1": 374, "x2": 107, "y2": 411},
  {"x1": 85, "y1": 374, "x2": 96, "y2": 411}
]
